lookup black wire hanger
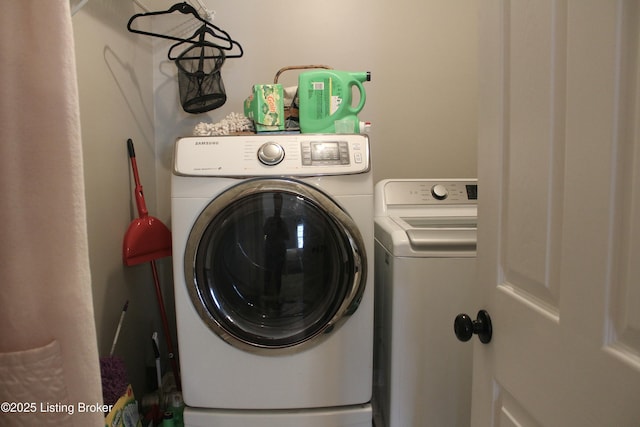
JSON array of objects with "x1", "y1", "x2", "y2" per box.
[
  {"x1": 127, "y1": 2, "x2": 239, "y2": 50},
  {"x1": 167, "y1": 24, "x2": 243, "y2": 60}
]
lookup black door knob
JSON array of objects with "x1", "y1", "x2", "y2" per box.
[{"x1": 454, "y1": 310, "x2": 492, "y2": 344}]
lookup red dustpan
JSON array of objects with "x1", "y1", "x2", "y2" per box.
[
  {"x1": 122, "y1": 138, "x2": 180, "y2": 390},
  {"x1": 123, "y1": 139, "x2": 171, "y2": 266}
]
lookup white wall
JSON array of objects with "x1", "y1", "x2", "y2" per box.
[
  {"x1": 73, "y1": 0, "x2": 477, "y2": 398},
  {"x1": 151, "y1": 1, "x2": 478, "y2": 224},
  {"x1": 73, "y1": 0, "x2": 166, "y2": 398}
]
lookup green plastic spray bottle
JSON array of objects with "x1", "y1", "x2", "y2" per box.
[{"x1": 298, "y1": 70, "x2": 371, "y2": 134}]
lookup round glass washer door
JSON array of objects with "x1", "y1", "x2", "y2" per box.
[{"x1": 184, "y1": 178, "x2": 367, "y2": 353}]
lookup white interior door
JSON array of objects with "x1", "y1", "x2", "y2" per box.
[{"x1": 472, "y1": 1, "x2": 640, "y2": 426}]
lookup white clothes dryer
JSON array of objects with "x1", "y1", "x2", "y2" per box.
[
  {"x1": 373, "y1": 179, "x2": 477, "y2": 427},
  {"x1": 171, "y1": 134, "x2": 374, "y2": 426}
]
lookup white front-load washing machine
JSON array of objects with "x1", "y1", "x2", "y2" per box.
[
  {"x1": 171, "y1": 134, "x2": 374, "y2": 426},
  {"x1": 373, "y1": 179, "x2": 477, "y2": 427}
]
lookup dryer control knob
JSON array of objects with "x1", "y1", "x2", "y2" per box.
[
  {"x1": 431, "y1": 184, "x2": 449, "y2": 200},
  {"x1": 258, "y1": 142, "x2": 285, "y2": 166}
]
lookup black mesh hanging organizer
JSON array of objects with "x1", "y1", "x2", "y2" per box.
[
  {"x1": 127, "y1": 3, "x2": 243, "y2": 114},
  {"x1": 175, "y1": 43, "x2": 226, "y2": 114}
]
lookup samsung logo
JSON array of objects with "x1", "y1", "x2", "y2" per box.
[{"x1": 195, "y1": 141, "x2": 219, "y2": 145}]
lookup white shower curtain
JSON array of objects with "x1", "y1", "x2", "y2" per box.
[{"x1": 0, "y1": 1, "x2": 103, "y2": 426}]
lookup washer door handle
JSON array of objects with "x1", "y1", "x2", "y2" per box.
[{"x1": 454, "y1": 310, "x2": 492, "y2": 344}]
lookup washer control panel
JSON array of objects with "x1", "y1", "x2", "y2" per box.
[
  {"x1": 382, "y1": 180, "x2": 478, "y2": 206},
  {"x1": 174, "y1": 134, "x2": 370, "y2": 176},
  {"x1": 300, "y1": 140, "x2": 351, "y2": 166}
]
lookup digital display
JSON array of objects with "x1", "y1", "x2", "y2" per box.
[
  {"x1": 466, "y1": 185, "x2": 478, "y2": 200},
  {"x1": 311, "y1": 142, "x2": 340, "y2": 161},
  {"x1": 301, "y1": 140, "x2": 350, "y2": 166}
]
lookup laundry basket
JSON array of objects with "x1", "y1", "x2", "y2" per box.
[{"x1": 176, "y1": 44, "x2": 226, "y2": 114}]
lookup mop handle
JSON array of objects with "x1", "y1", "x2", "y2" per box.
[{"x1": 109, "y1": 300, "x2": 129, "y2": 357}]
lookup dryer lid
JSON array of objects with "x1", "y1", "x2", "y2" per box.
[
  {"x1": 374, "y1": 179, "x2": 478, "y2": 258},
  {"x1": 397, "y1": 217, "x2": 477, "y2": 253}
]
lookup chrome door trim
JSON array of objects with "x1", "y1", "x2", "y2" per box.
[{"x1": 183, "y1": 178, "x2": 367, "y2": 354}]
